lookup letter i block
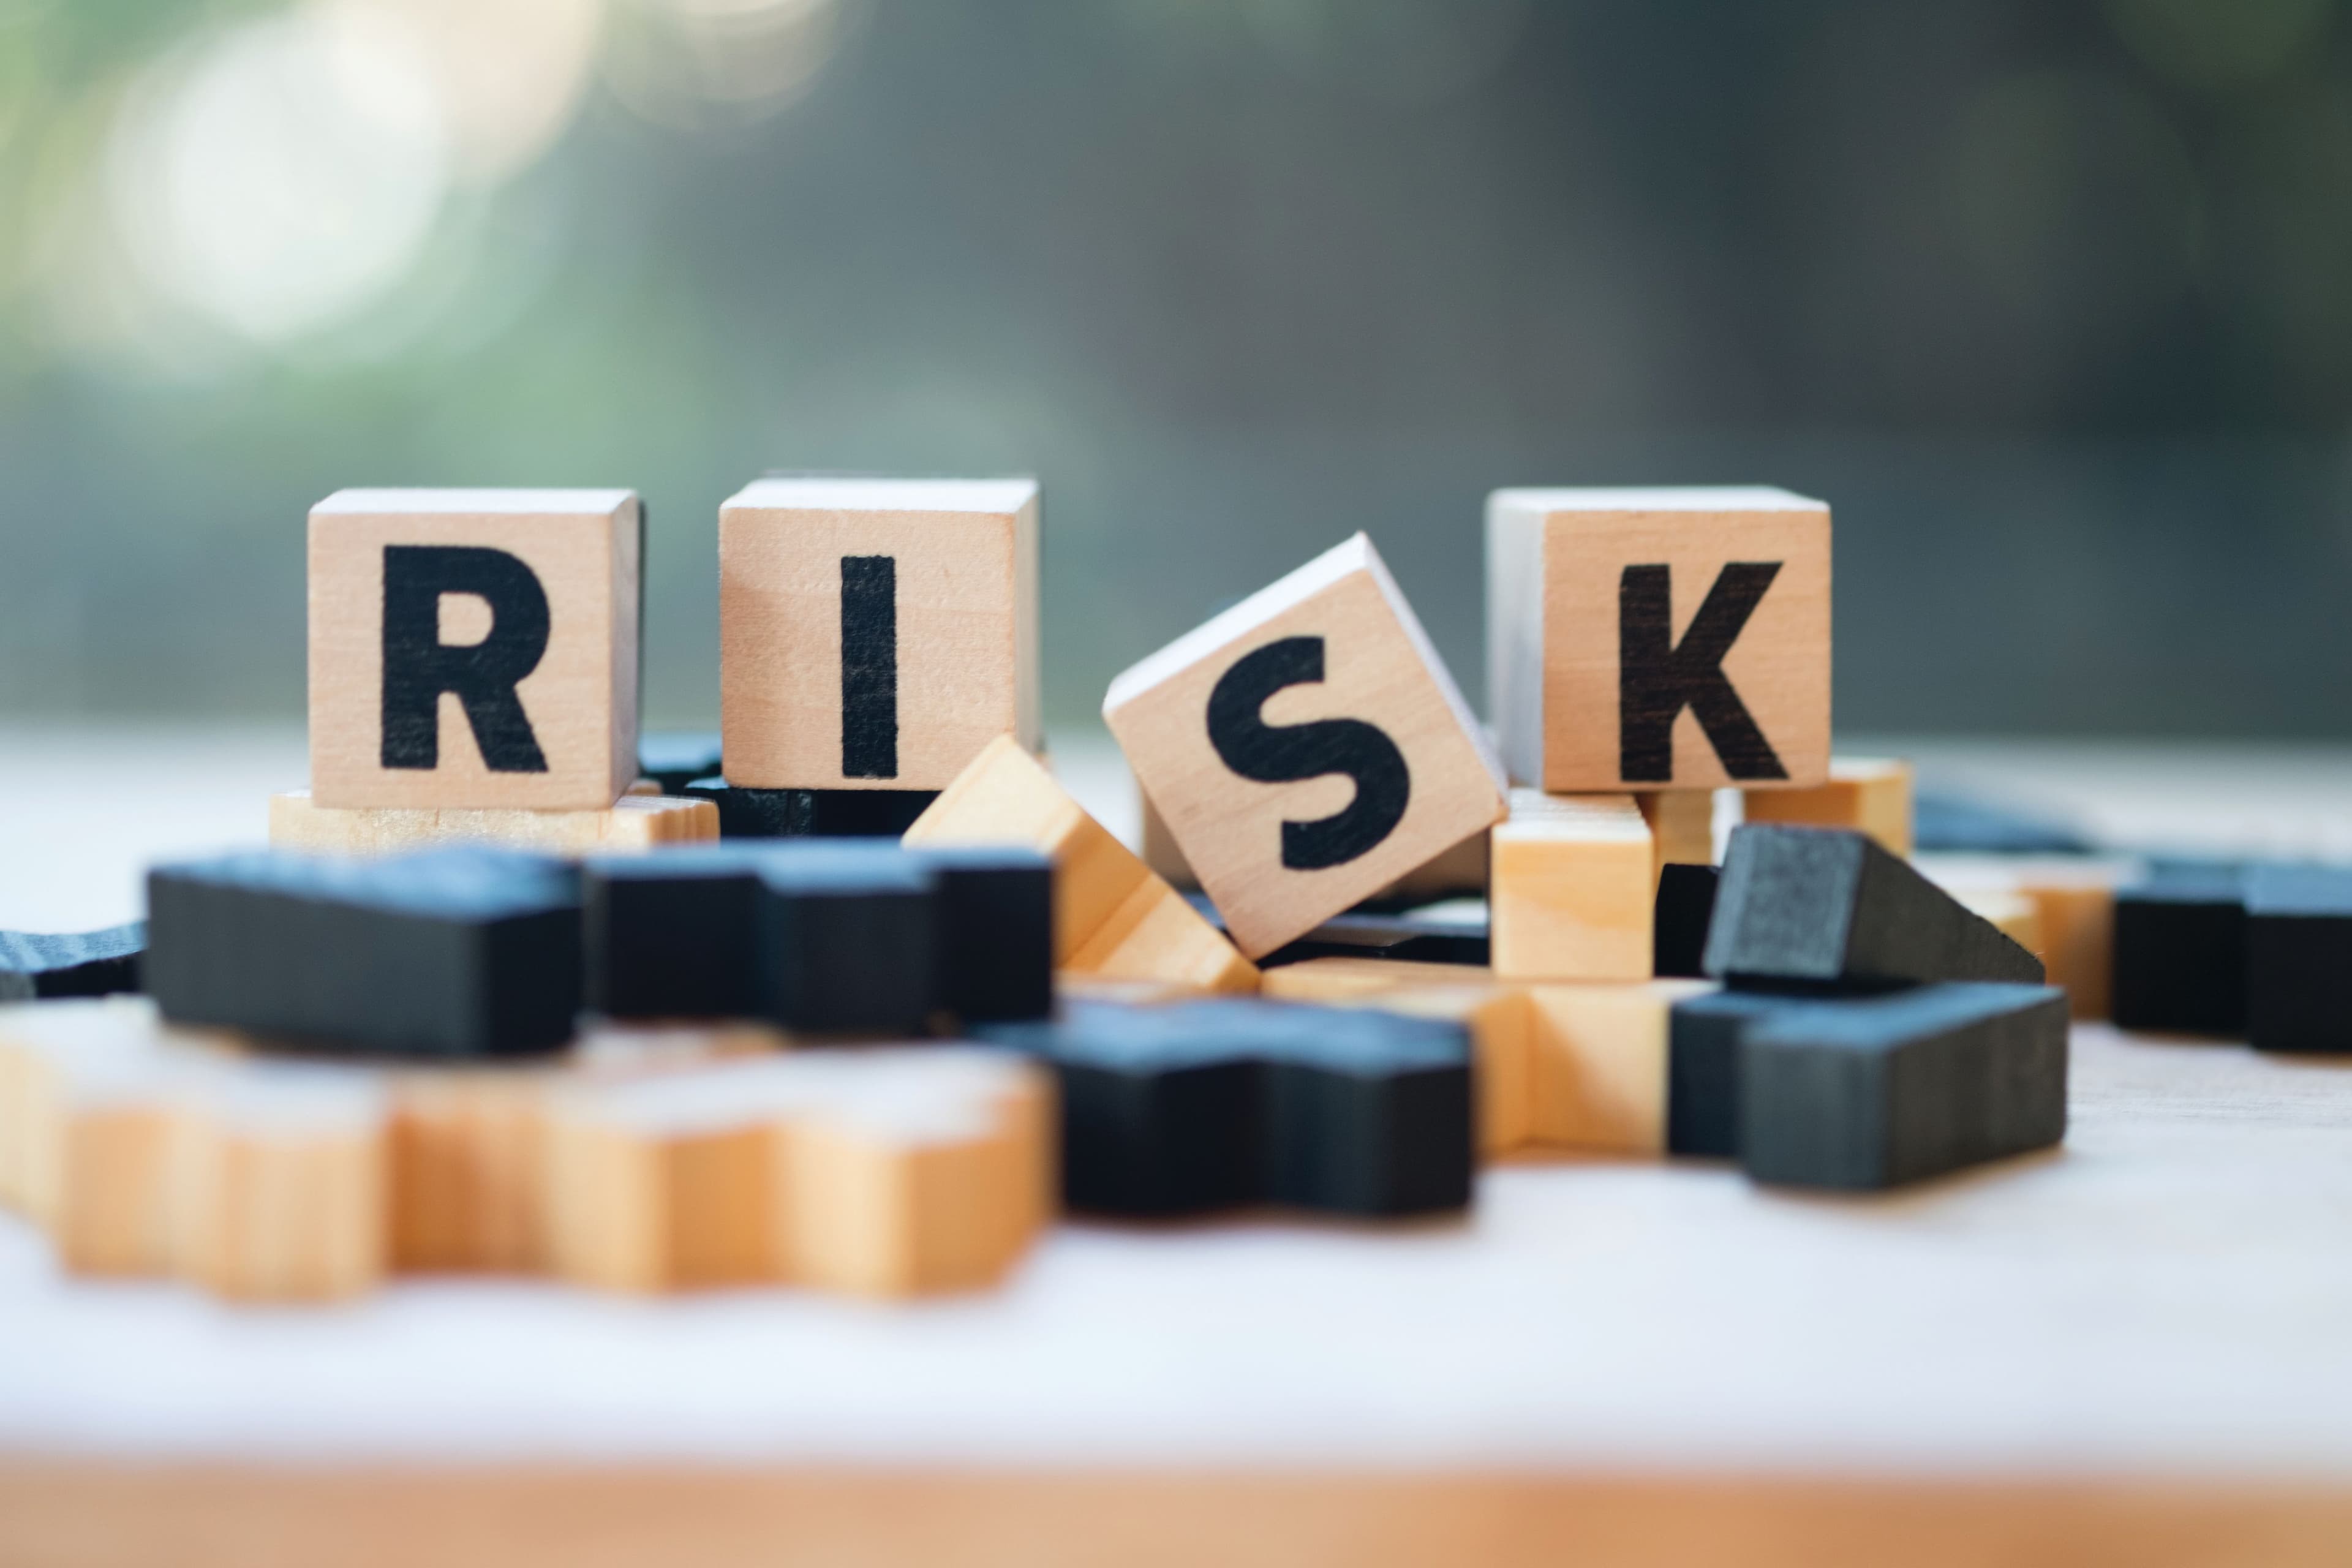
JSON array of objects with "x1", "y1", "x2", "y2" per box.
[
  {"x1": 1104, "y1": 534, "x2": 1508, "y2": 959},
  {"x1": 309, "y1": 489, "x2": 642, "y2": 809},
  {"x1": 1486, "y1": 488, "x2": 1831, "y2": 793},
  {"x1": 718, "y1": 477, "x2": 1042, "y2": 791}
]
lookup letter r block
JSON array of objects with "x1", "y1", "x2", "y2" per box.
[
  {"x1": 1104, "y1": 533, "x2": 1507, "y2": 959},
  {"x1": 308, "y1": 489, "x2": 641, "y2": 810},
  {"x1": 1486, "y1": 488, "x2": 1831, "y2": 793},
  {"x1": 718, "y1": 477, "x2": 1042, "y2": 791}
]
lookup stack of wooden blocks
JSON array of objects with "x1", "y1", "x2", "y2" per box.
[{"x1": 0, "y1": 479, "x2": 2087, "y2": 1306}]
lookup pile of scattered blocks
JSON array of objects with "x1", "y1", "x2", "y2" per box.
[{"x1": 0, "y1": 479, "x2": 2153, "y2": 1305}]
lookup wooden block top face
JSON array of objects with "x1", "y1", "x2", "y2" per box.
[
  {"x1": 1104, "y1": 534, "x2": 1507, "y2": 959},
  {"x1": 309, "y1": 489, "x2": 641, "y2": 810},
  {"x1": 719, "y1": 477, "x2": 1041, "y2": 791},
  {"x1": 1487, "y1": 488, "x2": 1830, "y2": 794}
]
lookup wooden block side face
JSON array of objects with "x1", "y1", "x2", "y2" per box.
[
  {"x1": 666, "y1": 1127, "x2": 780, "y2": 1288},
  {"x1": 309, "y1": 499, "x2": 638, "y2": 810},
  {"x1": 1491, "y1": 794, "x2": 1655, "y2": 981},
  {"x1": 540, "y1": 1115, "x2": 667, "y2": 1292},
  {"x1": 2032, "y1": 884, "x2": 2115, "y2": 1020},
  {"x1": 389, "y1": 1076, "x2": 545, "y2": 1273},
  {"x1": 1066, "y1": 881, "x2": 1259, "y2": 993},
  {"x1": 179, "y1": 1129, "x2": 387, "y2": 1302},
  {"x1": 270, "y1": 791, "x2": 715, "y2": 858},
  {"x1": 719, "y1": 500, "x2": 1032, "y2": 790},
  {"x1": 1107, "y1": 561, "x2": 1507, "y2": 958},
  {"x1": 1525, "y1": 984, "x2": 1683, "y2": 1155},
  {"x1": 57, "y1": 1109, "x2": 177, "y2": 1275},
  {"x1": 1636, "y1": 790, "x2": 1716, "y2": 871},
  {"x1": 1743, "y1": 758, "x2": 1914, "y2": 856},
  {"x1": 1536, "y1": 507, "x2": 1830, "y2": 793}
]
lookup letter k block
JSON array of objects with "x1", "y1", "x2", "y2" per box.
[{"x1": 1485, "y1": 489, "x2": 1831, "y2": 793}]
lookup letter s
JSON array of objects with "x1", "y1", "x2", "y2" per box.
[{"x1": 1206, "y1": 636, "x2": 1409, "y2": 870}]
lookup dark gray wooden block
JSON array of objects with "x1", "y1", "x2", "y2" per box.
[
  {"x1": 2245, "y1": 863, "x2": 2352, "y2": 1053},
  {"x1": 1665, "y1": 988, "x2": 1800, "y2": 1158},
  {"x1": 1654, "y1": 862, "x2": 1718, "y2": 979},
  {"x1": 2111, "y1": 865, "x2": 2246, "y2": 1038},
  {"x1": 145, "y1": 848, "x2": 581, "y2": 1057},
  {"x1": 582, "y1": 849, "x2": 763, "y2": 1019},
  {"x1": 911, "y1": 845, "x2": 1054, "y2": 1023},
  {"x1": 0, "y1": 923, "x2": 145, "y2": 1001},
  {"x1": 1738, "y1": 982, "x2": 2069, "y2": 1191},
  {"x1": 1704, "y1": 825, "x2": 2043, "y2": 991},
  {"x1": 755, "y1": 843, "x2": 938, "y2": 1035},
  {"x1": 978, "y1": 998, "x2": 1471, "y2": 1219},
  {"x1": 684, "y1": 777, "x2": 938, "y2": 839}
]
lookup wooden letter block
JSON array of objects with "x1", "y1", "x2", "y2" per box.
[
  {"x1": 1705, "y1": 826, "x2": 2043, "y2": 990},
  {"x1": 1525, "y1": 981, "x2": 1712, "y2": 1156},
  {"x1": 905, "y1": 735, "x2": 1257, "y2": 993},
  {"x1": 1742, "y1": 756, "x2": 1914, "y2": 856},
  {"x1": 1738, "y1": 982, "x2": 2068, "y2": 1190},
  {"x1": 718, "y1": 477, "x2": 1041, "y2": 791},
  {"x1": 309, "y1": 488, "x2": 641, "y2": 810},
  {"x1": 540, "y1": 1048, "x2": 1049, "y2": 1297},
  {"x1": 1491, "y1": 791, "x2": 1654, "y2": 981},
  {"x1": 1104, "y1": 533, "x2": 1507, "y2": 959},
  {"x1": 1487, "y1": 488, "x2": 1830, "y2": 793},
  {"x1": 172, "y1": 1059, "x2": 390, "y2": 1302},
  {"x1": 270, "y1": 790, "x2": 714, "y2": 857}
]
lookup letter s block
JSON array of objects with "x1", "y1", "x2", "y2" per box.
[
  {"x1": 1104, "y1": 534, "x2": 1507, "y2": 959},
  {"x1": 1487, "y1": 488, "x2": 1830, "y2": 793},
  {"x1": 719, "y1": 477, "x2": 1042, "y2": 791},
  {"x1": 309, "y1": 489, "x2": 641, "y2": 810}
]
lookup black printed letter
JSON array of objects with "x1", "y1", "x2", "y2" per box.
[
  {"x1": 840, "y1": 555, "x2": 898, "y2": 778},
  {"x1": 1618, "y1": 561, "x2": 1785, "y2": 783},
  {"x1": 380, "y1": 545, "x2": 550, "y2": 772},
  {"x1": 1207, "y1": 636, "x2": 1409, "y2": 870}
]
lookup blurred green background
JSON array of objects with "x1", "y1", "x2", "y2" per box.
[{"x1": 0, "y1": 0, "x2": 2348, "y2": 735}]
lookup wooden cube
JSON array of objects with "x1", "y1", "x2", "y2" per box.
[
  {"x1": 718, "y1": 477, "x2": 1041, "y2": 791},
  {"x1": 1104, "y1": 534, "x2": 1507, "y2": 959},
  {"x1": 1487, "y1": 488, "x2": 1830, "y2": 793},
  {"x1": 1526, "y1": 981, "x2": 1713, "y2": 1156},
  {"x1": 1743, "y1": 756, "x2": 1914, "y2": 856},
  {"x1": 905, "y1": 735, "x2": 1257, "y2": 993},
  {"x1": 309, "y1": 489, "x2": 641, "y2": 810},
  {"x1": 1635, "y1": 790, "x2": 1716, "y2": 874},
  {"x1": 1490, "y1": 791, "x2": 1654, "y2": 981}
]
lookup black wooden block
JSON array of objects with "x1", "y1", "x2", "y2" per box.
[
  {"x1": 911, "y1": 845, "x2": 1054, "y2": 1023},
  {"x1": 755, "y1": 843, "x2": 939, "y2": 1035},
  {"x1": 979, "y1": 998, "x2": 1472, "y2": 1219},
  {"x1": 1664, "y1": 989, "x2": 1801, "y2": 1158},
  {"x1": 684, "y1": 777, "x2": 939, "y2": 839},
  {"x1": 1654, "y1": 863, "x2": 1718, "y2": 979},
  {"x1": 0, "y1": 923, "x2": 145, "y2": 1001},
  {"x1": 146, "y1": 848, "x2": 581, "y2": 1057},
  {"x1": 1258, "y1": 910, "x2": 1489, "y2": 970},
  {"x1": 1912, "y1": 789, "x2": 2093, "y2": 856},
  {"x1": 636, "y1": 731, "x2": 723, "y2": 795},
  {"x1": 2245, "y1": 864, "x2": 2352, "y2": 1053},
  {"x1": 2111, "y1": 866, "x2": 2246, "y2": 1038},
  {"x1": 582, "y1": 850, "x2": 762, "y2": 1019},
  {"x1": 1704, "y1": 825, "x2": 2044, "y2": 992},
  {"x1": 1739, "y1": 982, "x2": 2068, "y2": 1191}
]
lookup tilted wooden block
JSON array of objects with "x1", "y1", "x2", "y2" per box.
[
  {"x1": 1741, "y1": 756, "x2": 1915, "y2": 857},
  {"x1": 1104, "y1": 533, "x2": 1507, "y2": 959},
  {"x1": 270, "y1": 790, "x2": 714, "y2": 857},
  {"x1": 309, "y1": 489, "x2": 641, "y2": 810},
  {"x1": 0, "y1": 925, "x2": 145, "y2": 1001},
  {"x1": 1491, "y1": 791, "x2": 1654, "y2": 981},
  {"x1": 539, "y1": 1047, "x2": 1049, "y2": 1297},
  {"x1": 1705, "y1": 826, "x2": 2043, "y2": 990},
  {"x1": 1738, "y1": 982, "x2": 2068, "y2": 1190},
  {"x1": 1524, "y1": 981, "x2": 1713, "y2": 1156},
  {"x1": 171, "y1": 1057, "x2": 390, "y2": 1302},
  {"x1": 1635, "y1": 790, "x2": 1716, "y2": 874},
  {"x1": 905, "y1": 735, "x2": 1257, "y2": 993},
  {"x1": 147, "y1": 848, "x2": 586, "y2": 1058},
  {"x1": 1487, "y1": 488, "x2": 1830, "y2": 793},
  {"x1": 718, "y1": 477, "x2": 1041, "y2": 791},
  {"x1": 979, "y1": 998, "x2": 1471, "y2": 1218}
]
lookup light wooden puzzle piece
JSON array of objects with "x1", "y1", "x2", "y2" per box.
[
  {"x1": 1491, "y1": 790, "x2": 1655, "y2": 981},
  {"x1": 1104, "y1": 533, "x2": 1507, "y2": 959},
  {"x1": 1743, "y1": 756, "x2": 1914, "y2": 856},
  {"x1": 1525, "y1": 981, "x2": 1714, "y2": 1156},
  {"x1": 270, "y1": 790, "x2": 715, "y2": 856},
  {"x1": 540, "y1": 1047, "x2": 1050, "y2": 1297},
  {"x1": 718, "y1": 477, "x2": 1041, "y2": 791},
  {"x1": 1487, "y1": 487, "x2": 1830, "y2": 793},
  {"x1": 309, "y1": 489, "x2": 642, "y2": 810},
  {"x1": 906, "y1": 735, "x2": 1257, "y2": 993}
]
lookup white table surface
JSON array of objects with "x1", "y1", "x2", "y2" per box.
[{"x1": 3, "y1": 726, "x2": 2351, "y2": 1479}]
